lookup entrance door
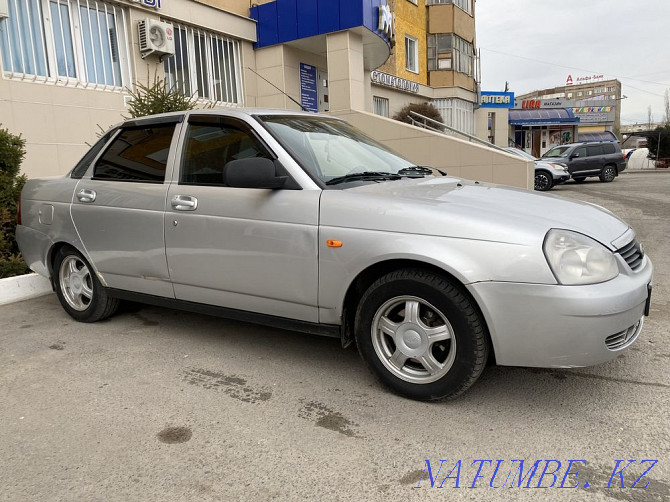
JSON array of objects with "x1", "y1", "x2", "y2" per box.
[
  {"x1": 531, "y1": 130, "x2": 542, "y2": 158},
  {"x1": 317, "y1": 68, "x2": 329, "y2": 112}
]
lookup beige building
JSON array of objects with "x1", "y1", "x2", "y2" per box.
[
  {"x1": 517, "y1": 78, "x2": 623, "y2": 139},
  {"x1": 0, "y1": 0, "x2": 528, "y2": 187}
]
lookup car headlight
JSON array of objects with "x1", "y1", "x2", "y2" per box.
[
  {"x1": 543, "y1": 229, "x2": 619, "y2": 285},
  {"x1": 550, "y1": 163, "x2": 568, "y2": 171}
]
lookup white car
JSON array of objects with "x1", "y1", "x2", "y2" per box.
[{"x1": 503, "y1": 147, "x2": 571, "y2": 191}]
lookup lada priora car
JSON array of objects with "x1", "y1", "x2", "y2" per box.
[{"x1": 16, "y1": 109, "x2": 653, "y2": 401}]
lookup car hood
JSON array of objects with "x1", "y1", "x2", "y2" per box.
[{"x1": 319, "y1": 177, "x2": 630, "y2": 249}]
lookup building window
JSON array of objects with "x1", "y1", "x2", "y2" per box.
[
  {"x1": 373, "y1": 96, "x2": 389, "y2": 117},
  {"x1": 432, "y1": 98, "x2": 474, "y2": 135},
  {"x1": 425, "y1": 0, "x2": 473, "y2": 16},
  {"x1": 427, "y1": 34, "x2": 473, "y2": 76},
  {"x1": 405, "y1": 35, "x2": 418, "y2": 73},
  {"x1": 0, "y1": 0, "x2": 130, "y2": 88},
  {"x1": 163, "y1": 21, "x2": 242, "y2": 104},
  {"x1": 577, "y1": 91, "x2": 583, "y2": 97},
  {"x1": 567, "y1": 93, "x2": 573, "y2": 98}
]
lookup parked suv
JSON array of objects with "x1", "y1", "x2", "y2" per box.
[{"x1": 542, "y1": 141, "x2": 627, "y2": 183}]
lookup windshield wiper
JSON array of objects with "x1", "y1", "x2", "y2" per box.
[
  {"x1": 398, "y1": 165, "x2": 448, "y2": 177},
  {"x1": 325, "y1": 171, "x2": 401, "y2": 185}
]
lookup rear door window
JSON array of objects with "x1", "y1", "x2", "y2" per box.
[
  {"x1": 586, "y1": 145, "x2": 604, "y2": 157},
  {"x1": 93, "y1": 124, "x2": 177, "y2": 183},
  {"x1": 71, "y1": 129, "x2": 117, "y2": 179}
]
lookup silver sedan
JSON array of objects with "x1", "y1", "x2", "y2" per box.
[{"x1": 16, "y1": 109, "x2": 653, "y2": 401}]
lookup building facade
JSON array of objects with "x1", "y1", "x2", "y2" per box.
[
  {"x1": 516, "y1": 78, "x2": 622, "y2": 138},
  {"x1": 1, "y1": 0, "x2": 523, "y2": 182}
]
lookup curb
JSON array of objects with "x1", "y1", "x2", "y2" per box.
[{"x1": 0, "y1": 273, "x2": 53, "y2": 306}]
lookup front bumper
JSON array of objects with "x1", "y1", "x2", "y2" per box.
[
  {"x1": 552, "y1": 173, "x2": 570, "y2": 184},
  {"x1": 467, "y1": 256, "x2": 653, "y2": 368}
]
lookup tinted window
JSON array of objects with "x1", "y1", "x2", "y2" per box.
[
  {"x1": 602, "y1": 143, "x2": 616, "y2": 154},
  {"x1": 181, "y1": 122, "x2": 269, "y2": 185},
  {"x1": 587, "y1": 145, "x2": 604, "y2": 157},
  {"x1": 574, "y1": 147, "x2": 587, "y2": 158},
  {"x1": 70, "y1": 129, "x2": 117, "y2": 179},
  {"x1": 93, "y1": 124, "x2": 176, "y2": 182},
  {"x1": 542, "y1": 146, "x2": 570, "y2": 158}
]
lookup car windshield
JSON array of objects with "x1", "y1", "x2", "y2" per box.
[
  {"x1": 257, "y1": 115, "x2": 417, "y2": 185},
  {"x1": 504, "y1": 148, "x2": 537, "y2": 161},
  {"x1": 542, "y1": 146, "x2": 571, "y2": 158}
]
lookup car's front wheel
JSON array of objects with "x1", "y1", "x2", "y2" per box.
[
  {"x1": 54, "y1": 246, "x2": 119, "y2": 322},
  {"x1": 534, "y1": 171, "x2": 553, "y2": 191},
  {"x1": 355, "y1": 269, "x2": 489, "y2": 401},
  {"x1": 599, "y1": 165, "x2": 617, "y2": 182}
]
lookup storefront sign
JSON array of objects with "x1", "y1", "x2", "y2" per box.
[
  {"x1": 371, "y1": 70, "x2": 418, "y2": 93},
  {"x1": 566, "y1": 74, "x2": 604, "y2": 86},
  {"x1": 378, "y1": 3, "x2": 396, "y2": 46},
  {"x1": 517, "y1": 99, "x2": 567, "y2": 109},
  {"x1": 572, "y1": 106, "x2": 615, "y2": 124},
  {"x1": 123, "y1": 0, "x2": 162, "y2": 8},
  {"x1": 299, "y1": 63, "x2": 318, "y2": 112},
  {"x1": 480, "y1": 91, "x2": 514, "y2": 108}
]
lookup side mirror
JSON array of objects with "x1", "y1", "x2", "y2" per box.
[
  {"x1": 223, "y1": 158, "x2": 287, "y2": 189},
  {"x1": 569, "y1": 153, "x2": 580, "y2": 159}
]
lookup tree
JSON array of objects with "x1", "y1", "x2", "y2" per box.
[
  {"x1": 664, "y1": 89, "x2": 670, "y2": 126},
  {"x1": 393, "y1": 102, "x2": 444, "y2": 128},
  {"x1": 0, "y1": 126, "x2": 29, "y2": 278},
  {"x1": 646, "y1": 124, "x2": 670, "y2": 162},
  {"x1": 647, "y1": 106, "x2": 653, "y2": 130},
  {"x1": 124, "y1": 76, "x2": 198, "y2": 118}
]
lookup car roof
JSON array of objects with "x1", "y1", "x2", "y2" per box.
[
  {"x1": 554, "y1": 141, "x2": 620, "y2": 148},
  {"x1": 111, "y1": 108, "x2": 337, "y2": 130}
]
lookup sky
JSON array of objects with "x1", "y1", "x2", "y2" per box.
[{"x1": 475, "y1": 0, "x2": 670, "y2": 125}]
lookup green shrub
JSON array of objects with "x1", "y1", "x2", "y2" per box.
[
  {"x1": 0, "y1": 126, "x2": 29, "y2": 278},
  {"x1": 393, "y1": 102, "x2": 444, "y2": 128}
]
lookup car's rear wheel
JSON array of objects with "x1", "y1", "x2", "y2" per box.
[
  {"x1": 599, "y1": 165, "x2": 617, "y2": 182},
  {"x1": 54, "y1": 247, "x2": 119, "y2": 322},
  {"x1": 355, "y1": 269, "x2": 488, "y2": 401},
  {"x1": 573, "y1": 177, "x2": 586, "y2": 183},
  {"x1": 534, "y1": 171, "x2": 553, "y2": 191}
]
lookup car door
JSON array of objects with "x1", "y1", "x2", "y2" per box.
[
  {"x1": 164, "y1": 114, "x2": 320, "y2": 322},
  {"x1": 70, "y1": 119, "x2": 181, "y2": 297},
  {"x1": 568, "y1": 146, "x2": 589, "y2": 175}
]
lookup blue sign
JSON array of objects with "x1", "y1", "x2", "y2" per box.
[
  {"x1": 300, "y1": 63, "x2": 318, "y2": 112},
  {"x1": 480, "y1": 91, "x2": 514, "y2": 109}
]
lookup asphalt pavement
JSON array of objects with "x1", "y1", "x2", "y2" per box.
[{"x1": 1, "y1": 171, "x2": 669, "y2": 501}]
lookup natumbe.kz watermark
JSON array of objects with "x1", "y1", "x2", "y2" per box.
[{"x1": 413, "y1": 459, "x2": 659, "y2": 489}]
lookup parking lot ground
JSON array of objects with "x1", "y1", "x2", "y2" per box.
[{"x1": 1, "y1": 171, "x2": 669, "y2": 501}]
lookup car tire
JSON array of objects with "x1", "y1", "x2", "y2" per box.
[
  {"x1": 534, "y1": 171, "x2": 553, "y2": 191},
  {"x1": 354, "y1": 269, "x2": 489, "y2": 401},
  {"x1": 54, "y1": 246, "x2": 119, "y2": 323},
  {"x1": 599, "y1": 165, "x2": 617, "y2": 183},
  {"x1": 573, "y1": 177, "x2": 586, "y2": 183}
]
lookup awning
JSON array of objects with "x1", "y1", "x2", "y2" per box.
[
  {"x1": 578, "y1": 131, "x2": 618, "y2": 142},
  {"x1": 509, "y1": 108, "x2": 580, "y2": 126}
]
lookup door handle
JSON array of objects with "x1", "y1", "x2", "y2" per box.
[
  {"x1": 171, "y1": 195, "x2": 198, "y2": 211},
  {"x1": 76, "y1": 189, "x2": 96, "y2": 203}
]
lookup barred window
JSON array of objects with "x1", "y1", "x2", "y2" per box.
[
  {"x1": 427, "y1": 34, "x2": 473, "y2": 76},
  {"x1": 373, "y1": 96, "x2": 389, "y2": 117},
  {"x1": 163, "y1": 22, "x2": 242, "y2": 104},
  {"x1": 0, "y1": 0, "x2": 130, "y2": 88},
  {"x1": 432, "y1": 98, "x2": 474, "y2": 135}
]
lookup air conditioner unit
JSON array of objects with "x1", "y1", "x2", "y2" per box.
[
  {"x1": 0, "y1": 0, "x2": 9, "y2": 19},
  {"x1": 138, "y1": 19, "x2": 175, "y2": 59}
]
